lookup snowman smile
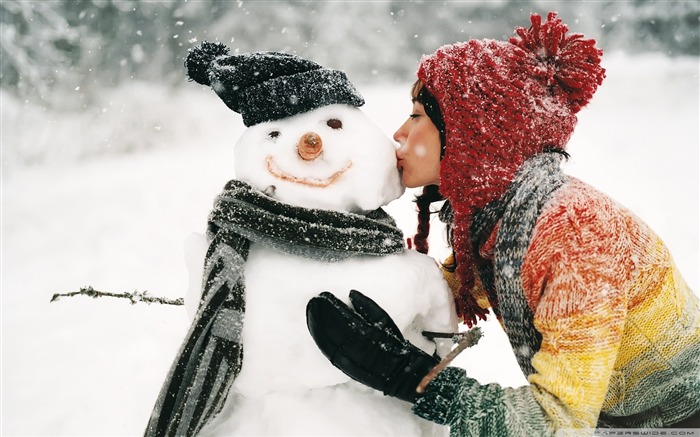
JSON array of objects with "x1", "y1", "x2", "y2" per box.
[{"x1": 266, "y1": 155, "x2": 353, "y2": 188}]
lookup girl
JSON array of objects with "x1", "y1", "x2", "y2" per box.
[{"x1": 306, "y1": 12, "x2": 700, "y2": 436}]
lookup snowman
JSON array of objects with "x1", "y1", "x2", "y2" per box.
[{"x1": 146, "y1": 43, "x2": 458, "y2": 437}]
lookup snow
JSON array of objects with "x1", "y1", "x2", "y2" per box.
[
  {"x1": 217, "y1": 248, "x2": 455, "y2": 395},
  {"x1": 2, "y1": 53, "x2": 698, "y2": 435}
]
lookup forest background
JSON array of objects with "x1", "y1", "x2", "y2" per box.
[{"x1": 2, "y1": 0, "x2": 699, "y2": 168}]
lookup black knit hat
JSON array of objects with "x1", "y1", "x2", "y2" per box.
[{"x1": 185, "y1": 42, "x2": 365, "y2": 126}]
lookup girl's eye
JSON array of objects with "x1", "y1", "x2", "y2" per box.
[
  {"x1": 409, "y1": 114, "x2": 420, "y2": 119},
  {"x1": 268, "y1": 131, "x2": 280, "y2": 139},
  {"x1": 327, "y1": 119, "x2": 343, "y2": 130}
]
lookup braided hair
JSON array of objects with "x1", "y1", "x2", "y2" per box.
[{"x1": 410, "y1": 80, "x2": 454, "y2": 271}]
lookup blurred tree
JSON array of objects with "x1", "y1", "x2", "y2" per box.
[
  {"x1": 0, "y1": 0, "x2": 80, "y2": 104},
  {"x1": 300, "y1": 2, "x2": 404, "y2": 83},
  {"x1": 62, "y1": 0, "x2": 188, "y2": 87},
  {"x1": 601, "y1": 0, "x2": 700, "y2": 56},
  {"x1": 0, "y1": 0, "x2": 697, "y2": 108}
]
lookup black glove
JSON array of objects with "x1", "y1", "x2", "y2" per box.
[{"x1": 306, "y1": 290, "x2": 438, "y2": 403}]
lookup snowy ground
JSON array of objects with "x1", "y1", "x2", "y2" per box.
[{"x1": 2, "y1": 53, "x2": 698, "y2": 436}]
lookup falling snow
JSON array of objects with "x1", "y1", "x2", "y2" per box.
[{"x1": 2, "y1": 48, "x2": 698, "y2": 437}]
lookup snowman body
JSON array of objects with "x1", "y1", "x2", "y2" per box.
[{"x1": 193, "y1": 104, "x2": 457, "y2": 436}]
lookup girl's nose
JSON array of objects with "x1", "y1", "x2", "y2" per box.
[{"x1": 393, "y1": 119, "x2": 409, "y2": 145}]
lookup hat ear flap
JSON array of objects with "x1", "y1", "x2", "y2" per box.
[{"x1": 185, "y1": 41, "x2": 230, "y2": 86}]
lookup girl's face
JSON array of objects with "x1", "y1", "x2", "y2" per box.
[{"x1": 393, "y1": 100, "x2": 442, "y2": 188}]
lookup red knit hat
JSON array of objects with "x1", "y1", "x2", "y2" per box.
[{"x1": 417, "y1": 12, "x2": 605, "y2": 327}]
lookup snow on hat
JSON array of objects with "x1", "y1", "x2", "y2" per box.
[
  {"x1": 417, "y1": 12, "x2": 605, "y2": 326},
  {"x1": 185, "y1": 42, "x2": 365, "y2": 126}
]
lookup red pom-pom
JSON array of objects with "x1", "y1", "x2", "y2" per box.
[{"x1": 509, "y1": 11, "x2": 605, "y2": 112}]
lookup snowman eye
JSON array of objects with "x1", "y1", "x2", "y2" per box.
[
  {"x1": 326, "y1": 119, "x2": 343, "y2": 130},
  {"x1": 268, "y1": 130, "x2": 280, "y2": 139}
]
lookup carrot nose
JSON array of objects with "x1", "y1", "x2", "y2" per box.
[{"x1": 298, "y1": 132, "x2": 323, "y2": 161}]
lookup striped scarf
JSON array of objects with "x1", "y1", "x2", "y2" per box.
[{"x1": 145, "y1": 180, "x2": 405, "y2": 436}]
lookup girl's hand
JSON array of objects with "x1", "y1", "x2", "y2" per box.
[{"x1": 306, "y1": 290, "x2": 438, "y2": 403}]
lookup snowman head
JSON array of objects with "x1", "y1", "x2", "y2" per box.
[
  {"x1": 234, "y1": 104, "x2": 403, "y2": 212},
  {"x1": 185, "y1": 43, "x2": 404, "y2": 212}
]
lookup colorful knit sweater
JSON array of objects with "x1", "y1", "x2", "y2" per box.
[{"x1": 414, "y1": 176, "x2": 700, "y2": 435}]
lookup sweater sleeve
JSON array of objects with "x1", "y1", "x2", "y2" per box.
[
  {"x1": 413, "y1": 367, "x2": 554, "y2": 436},
  {"x1": 415, "y1": 182, "x2": 634, "y2": 436}
]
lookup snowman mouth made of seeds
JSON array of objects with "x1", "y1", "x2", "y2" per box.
[
  {"x1": 265, "y1": 128, "x2": 353, "y2": 188},
  {"x1": 235, "y1": 104, "x2": 404, "y2": 213}
]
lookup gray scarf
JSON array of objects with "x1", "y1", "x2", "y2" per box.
[
  {"x1": 471, "y1": 152, "x2": 567, "y2": 376},
  {"x1": 145, "y1": 180, "x2": 405, "y2": 436}
]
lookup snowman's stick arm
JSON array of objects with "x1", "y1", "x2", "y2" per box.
[
  {"x1": 416, "y1": 326, "x2": 482, "y2": 393},
  {"x1": 50, "y1": 286, "x2": 184, "y2": 306}
]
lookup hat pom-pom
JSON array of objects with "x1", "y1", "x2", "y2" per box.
[
  {"x1": 185, "y1": 41, "x2": 229, "y2": 86},
  {"x1": 510, "y1": 11, "x2": 605, "y2": 113}
]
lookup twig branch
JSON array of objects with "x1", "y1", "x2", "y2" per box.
[
  {"x1": 417, "y1": 327, "x2": 483, "y2": 393},
  {"x1": 50, "y1": 286, "x2": 184, "y2": 306}
]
